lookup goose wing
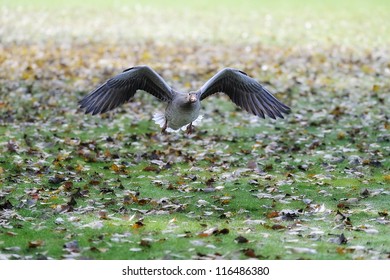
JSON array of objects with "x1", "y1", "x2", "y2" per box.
[
  {"x1": 199, "y1": 68, "x2": 290, "y2": 119},
  {"x1": 79, "y1": 65, "x2": 173, "y2": 115}
]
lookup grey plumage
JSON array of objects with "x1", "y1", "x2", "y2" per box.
[
  {"x1": 79, "y1": 65, "x2": 290, "y2": 133},
  {"x1": 79, "y1": 66, "x2": 173, "y2": 115}
]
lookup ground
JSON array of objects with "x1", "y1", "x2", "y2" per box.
[{"x1": 0, "y1": 0, "x2": 389, "y2": 260}]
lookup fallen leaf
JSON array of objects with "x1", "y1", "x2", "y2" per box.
[
  {"x1": 129, "y1": 248, "x2": 142, "y2": 252},
  {"x1": 267, "y1": 211, "x2": 279, "y2": 218},
  {"x1": 372, "y1": 84, "x2": 380, "y2": 92},
  {"x1": 63, "y1": 240, "x2": 80, "y2": 253},
  {"x1": 286, "y1": 246, "x2": 317, "y2": 254},
  {"x1": 140, "y1": 238, "x2": 152, "y2": 247},
  {"x1": 90, "y1": 247, "x2": 108, "y2": 253},
  {"x1": 271, "y1": 224, "x2": 286, "y2": 230},
  {"x1": 378, "y1": 211, "x2": 388, "y2": 217},
  {"x1": 98, "y1": 210, "x2": 109, "y2": 219},
  {"x1": 0, "y1": 200, "x2": 13, "y2": 210},
  {"x1": 328, "y1": 233, "x2": 348, "y2": 245},
  {"x1": 363, "y1": 228, "x2": 379, "y2": 234},
  {"x1": 242, "y1": 248, "x2": 257, "y2": 258},
  {"x1": 28, "y1": 240, "x2": 44, "y2": 249},
  {"x1": 234, "y1": 236, "x2": 249, "y2": 243},
  {"x1": 143, "y1": 165, "x2": 159, "y2": 172},
  {"x1": 198, "y1": 227, "x2": 219, "y2": 237},
  {"x1": 132, "y1": 221, "x2": 145, "y2": 229},
  {"x1": 83, "y1": 221, "x2": 104, "y2": 229},
  {"x1": 219, "y1": 228, "x2": 230, "y2": 235}
]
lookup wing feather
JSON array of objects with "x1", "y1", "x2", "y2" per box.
[
  {"x1": 79, "y1": 65, "x2": 173, "y2": 115},
  {"x1": 199, "y1": 68, "x2": 290, "y2": 119}
]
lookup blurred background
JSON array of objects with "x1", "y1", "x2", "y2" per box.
[
  {"x1": 1, "y1": 0, "x2": 389, "y2": 103},
  {"x1": 1, "y1": 0, "x2": 389, "y2": 47}
]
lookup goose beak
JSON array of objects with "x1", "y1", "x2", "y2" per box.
[
  {"x1": 190, "y1": 95, "x2": 198, "y2": 103},
  {"x1": 189, "y1": 94, "x2": 197, "y2": 103}
]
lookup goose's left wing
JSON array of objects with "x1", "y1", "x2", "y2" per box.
[{"x1": 199, "y1": 68, "x2": 290, "y2": 119}]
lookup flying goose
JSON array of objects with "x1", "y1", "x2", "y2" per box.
[{"x1": 79, "y1": 65, "x2": 290, "y2": 133}]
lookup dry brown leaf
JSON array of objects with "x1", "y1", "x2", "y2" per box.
[
  {"x1": 28, "y1": 240, "x2": 44, "y2": 248},
  {"x1": 132, "y1": 221, "x2": 145, "y2": 229}
]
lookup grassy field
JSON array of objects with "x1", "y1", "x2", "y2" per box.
[{"x1": 0, "y1": 0, "x2": 389, "y2": 260}]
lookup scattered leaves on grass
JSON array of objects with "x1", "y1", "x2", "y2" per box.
[{"x1": 0, "y1": 2, "x2": 389, "y2": 260}]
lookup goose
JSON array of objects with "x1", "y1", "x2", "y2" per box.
[{"x1": 79, "y1": 65, "x2": 290, "y2": 133}]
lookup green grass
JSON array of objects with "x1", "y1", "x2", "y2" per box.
[{"x1": 1, "y1": 116, "x2": 388, "y2": 259}]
